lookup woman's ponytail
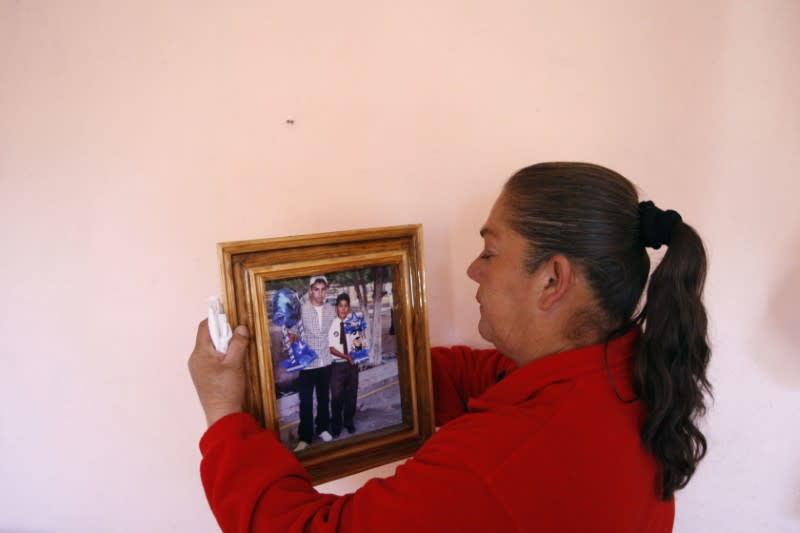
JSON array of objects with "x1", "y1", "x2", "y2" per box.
[{"x1": 635, "y1": 220, "x2": 712, "y2": 499}]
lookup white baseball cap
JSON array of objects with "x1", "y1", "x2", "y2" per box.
[{"x1": 309, "y1": 275, "x2": 329, "y2": 287}]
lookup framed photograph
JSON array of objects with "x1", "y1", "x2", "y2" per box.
[{"x1": 218, "y1": 225, "x2": 435, "y2": 484}]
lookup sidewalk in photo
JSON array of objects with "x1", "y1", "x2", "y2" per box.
[{"x1": 277, "y1": 360, "x2": 402, "y2": 449}]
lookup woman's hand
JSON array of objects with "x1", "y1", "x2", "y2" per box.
[{"x1": 188, "y1": 319, "x2": 250, "y2": 427}]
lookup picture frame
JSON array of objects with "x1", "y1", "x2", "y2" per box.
[{"x1": 217, "y1": 225, "x2": 435, "y2": 484}]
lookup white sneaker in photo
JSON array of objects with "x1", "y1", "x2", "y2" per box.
[
  {"x1": 318, "y1": 431, "x2": 333, "y2": 442},
  {"x1": 294, "y1": 441, "x2": 309, "y2": 452}
]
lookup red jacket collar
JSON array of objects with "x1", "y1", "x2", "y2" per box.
[{"x1": 468, "y1": 329, "x2": 641, "y2": 412}]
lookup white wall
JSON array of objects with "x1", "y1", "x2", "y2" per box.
[{"x1": 1, "y1": 1, "x2": 798, "y2": 531}]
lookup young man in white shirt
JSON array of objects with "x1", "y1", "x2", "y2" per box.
[{"x1": 327, "y1": 293, "x2": 364, "y2": 437}]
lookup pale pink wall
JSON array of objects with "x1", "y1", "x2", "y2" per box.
[{"x1": 1, "y1": 1, "x2": 798, "y2": 531}]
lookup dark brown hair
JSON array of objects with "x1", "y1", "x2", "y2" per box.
[{"x1": 503, "y1": 162, "x2": 711, "y2": 499}]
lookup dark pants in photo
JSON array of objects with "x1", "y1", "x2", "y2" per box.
[
  {"x1": 330, "y1": 362, "x2": 359, "y2": 435},
  {"x1": 297, "y1": 365, "x2": 331, "y2": 444}
]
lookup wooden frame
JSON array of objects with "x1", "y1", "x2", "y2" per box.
[{"x1": 218, "y1": 225, "x2": 435, "y2": 484}]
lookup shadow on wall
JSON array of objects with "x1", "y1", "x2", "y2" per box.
[
  {"x1": 794, "y1": 455, "x2": 800, "y2": 520},
  {"x1": 422, "y1": 222, "x2": 457, "y2": 346},
  {"x1": 755, "y1": 235, "x2": 800, "y2": 388},
  {"x1": 444, "y1": 188, "x2": 501, "y2": 346}
]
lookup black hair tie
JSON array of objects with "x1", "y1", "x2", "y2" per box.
[{"x1": 639, "y1": 201, "x2": 682, "y2": 249}]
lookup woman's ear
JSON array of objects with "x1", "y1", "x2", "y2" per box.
[{"x1": 538, "y1": 255, "x2": 575, "y2": 311}]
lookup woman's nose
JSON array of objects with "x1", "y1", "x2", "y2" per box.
[{"x1": 466, "y1": 257, "x2": 481, "y2": 283}]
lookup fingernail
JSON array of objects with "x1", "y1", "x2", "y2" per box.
[{"x1": 235, "y1": 325, "x2": 249, "y2": 337}]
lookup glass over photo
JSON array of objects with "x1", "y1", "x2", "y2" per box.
[{"x1": 264, "y1": 266, "x2": 403, "y2": 453}]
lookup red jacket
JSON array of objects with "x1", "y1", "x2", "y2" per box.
[{"x1": 199, "y1": 330, "x2": 674, "y2": 532}]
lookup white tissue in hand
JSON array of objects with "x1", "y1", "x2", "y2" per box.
[{"x1": 208, "y1": 296, "x2": 233, "y2": 353}]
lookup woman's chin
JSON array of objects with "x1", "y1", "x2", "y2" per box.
[{"x1": 476, "y1": 320, "x2": 493, "y2": 344}]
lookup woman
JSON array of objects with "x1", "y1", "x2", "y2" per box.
[{"x1": 189, "y1": 162, "x2": 711, "y2": 532}]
